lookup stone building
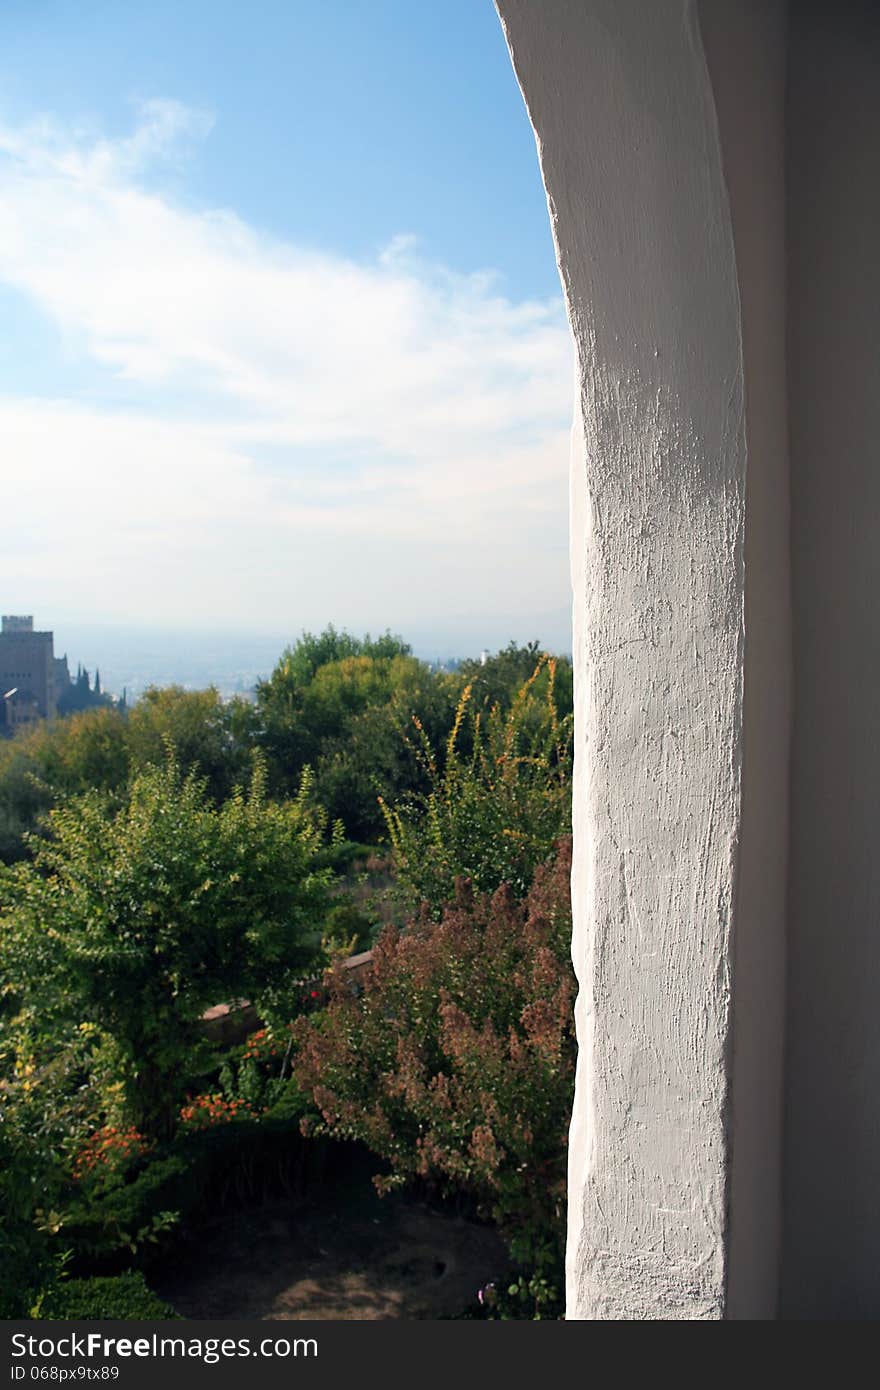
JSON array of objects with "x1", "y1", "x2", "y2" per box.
[
  {"x1": 0, "y1": 686, "x2": 41, "y2": 735},
  {"x1": 0, "y1": 615, "x2": 58, "y2": 725},
  {"x1": 495, "y1": 0, "x2": 880, "y2": 1319}
]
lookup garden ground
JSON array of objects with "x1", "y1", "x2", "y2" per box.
[{"x1": 152, "y1": 1162, "x2": 507, "y2": 1320}]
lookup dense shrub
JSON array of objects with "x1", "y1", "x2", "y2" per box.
[
  {"x1": 0, "y1": 756, "x2": 332, "y2": 1136},
  {"x1": 255, "y1": 630, "x2": 418, "y2": 798},
  {"x1": 61, "y1": 1089, "x2": 317, "y2": 1271},
  {"x1": 1, "y1": 632, "x2": 575, "y2": 1319},
  {"x1": 381, "y1": 659, "x2": 571, "y2": 913},
  {"x1": 294, "y1": 839, "x2": 575, "y2": 1314},
  {"x1": 36, "y1": 1272, "x2": 176, "y2": 1320},
  {"x1": 457, "y1": 641, "x2": 573, "y2": 725},
  {"x1": 61, "y1": 1151, "x2": 189, "y2": 1269},
  {"x1": 125, "y1": 686, "x2": 257, "y2": 804},
  {"x1": 0, "y1": 1114, "x2": 57, "y2": 1317}
]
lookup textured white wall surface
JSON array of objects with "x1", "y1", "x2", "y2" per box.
[{"x1": 496, "y1": 0, "x2": 749, "y2": 1320}]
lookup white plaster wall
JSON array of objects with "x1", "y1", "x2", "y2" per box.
[
  {"x1": 782, "y1": 0, "x2": 880, "y2": 1320},
  {"x1": 496, "y1": 0, "x2": 749, "y2": 1319}
]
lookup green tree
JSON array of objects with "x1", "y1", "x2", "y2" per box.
[
  {"x1": 0, "y1": 755, "x2": 332, "y2": 1137},
  {"x1": 126, "y1": 686, "x2": 256, "y2": 803},
  {"x1": 255, "y1": 627, "x2": 428, "y2": 802},
  {"x1": 257, "y1": 626, "x2": 411, "y2": 715},
  {"x1": 458, "y1": 641, "x2": 574, "y2": 722},
  {"x1": 0, "y1": 709, "x2": 129, "y2": 864},
  {"x1": 57, "y1": 666, "x2": 116, "y2": 717},
  {"x1": 0, "y1": 745, "x2": 53, "y2": 863},
  {"x1": 28, "y1": 707, "x2": 129, "y2": 798},
  {"x1": 312, "y1": 671, "x2": 460, "y2": 842},
  {"x1": 381, "y1": 657, "x2": 572, "y2": 912}
]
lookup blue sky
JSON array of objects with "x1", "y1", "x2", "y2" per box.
[{"x1": 0, "y1": 0, "x2": 572, "y2": 656}]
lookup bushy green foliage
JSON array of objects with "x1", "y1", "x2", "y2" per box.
[
  {"x1": 0, "y1": 1112, "x2": 58, "y2": 1317},
  {"x1": 61, "y1": 1092, "x2": 313, "y2": 1269},
  {"x1": 1, "y1": 629, "x2": 575, "y2": 1319},
  {"x1": 294, "y1": 839, "x2": 575, "y2": 1316},
  {"x1": 251, "y1": 627, "x2": 466, "y2": 841},
  {"x1": 35, "y1": 1272, "x2": 177, "y2": 1320},
  {"x1": 0, "y1": 746, "x2": 53, "y2": 864},
  {"x1": 0, "y1": 709, "x2": 128, "y2": 862},
  {"x1": 0, "y1": 995, "x2": 119, "y2": 1312},
  {"x1": 0, "y1": 754, "x2": 332, "y2": 1135},
  {"x1": 320, "y1": 902, "x2": 375, "y2": 956},
  {"x1": 381, "y1": 657, "x2": 572, "y2": 912},
  {"x1": 256, "y1": 628, "x2": 409, "y2": 751},
  {"x1": 259, "y1": 626, "x2": 412, "y2": 696},
  {"x1": 458, "y1": 640, "x2": 573, "y2": 721},
  {"x1": 0, "y1": 634, "x2": 571, "y2": 864},
  {"x1": 311, "y1": 673, "x2": 459, "y2": 842},
  {"x1": 126, "y1": 686, "x2": 257, "y2": 804},
  {"x1": 60, "y1": 1150, "x2": 189, "y2": 1268},
  {"x1": 0, "y1": 691, "x2": 257, "y2": 864},
  {"x1": 460, "y1": 1272, "x2": 564, "y2": 1321},
  {"x1": 16, "y1": 708, "x2": 129, "y2": 800}
]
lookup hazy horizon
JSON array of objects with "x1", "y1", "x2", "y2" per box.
[{"x1": 46, "y1": 612, "x2": 572, "y2": 700}]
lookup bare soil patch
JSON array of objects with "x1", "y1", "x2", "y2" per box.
[{"x1": 153, "y1": 1168, "x2": 506, "y2": 1320}]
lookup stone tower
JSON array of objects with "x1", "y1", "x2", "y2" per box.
[{"x1": 0, "y1": 615, "x2": 57, "y2": 727}]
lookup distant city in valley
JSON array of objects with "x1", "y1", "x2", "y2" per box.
[{"x1": 1, "y1": 611, "x2": 573, "y2": 725}]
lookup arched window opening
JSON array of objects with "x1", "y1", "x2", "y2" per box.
[{"x1": 0, "y1": 1, "x2": 574, "y2": 1323}]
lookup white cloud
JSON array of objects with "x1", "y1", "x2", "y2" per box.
[{"x1": 0, "y1": 103, "x2": 572, "y2": 637}]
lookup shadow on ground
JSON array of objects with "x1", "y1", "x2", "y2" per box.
[{"x1": 153, "y1": 1160, "x2": 507, "y2": 1320}]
